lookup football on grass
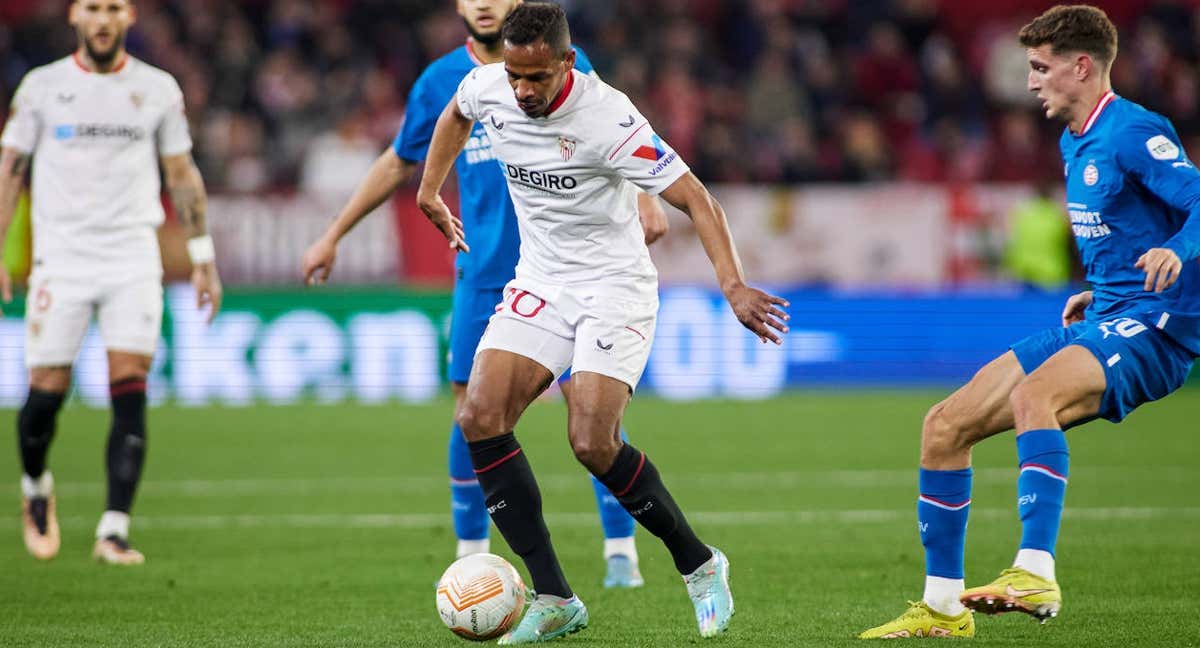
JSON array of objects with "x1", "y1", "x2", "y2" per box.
[{"x1": 435, "y1": 553, "x2": 526, "y2": 640}]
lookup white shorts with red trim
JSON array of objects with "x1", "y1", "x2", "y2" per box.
[
  {"x1": 477, "y1": 280, "x2": 657, "y2": 391},
  {"x1": 24, "y1": 273, "x2": 163, "y2": 368}
]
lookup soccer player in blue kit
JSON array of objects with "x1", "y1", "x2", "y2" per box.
[
  {"x1": 861, "y1": 5, "x2": 1200, "y2": 639},
  {"x1": 301, "y1": 0, "x2": 666, "y2": 587}
]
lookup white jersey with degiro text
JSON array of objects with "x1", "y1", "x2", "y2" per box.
[
  {"x1": 456, "y1": 63, "x2": 689, "y2": 301},
  {"x1": 2, "y1": 54, "x2": 193, "y2": 280}
]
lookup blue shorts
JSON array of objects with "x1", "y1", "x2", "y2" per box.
[
  {"x1": 447, "y1": 285, "x2": 504, "y2": 384},
  {"x1": 1011, "y1": 316, "x2": 1196, "y2": 422},
  {"x1": 447, "y1": 283, "x2": 577, "y2": 385}
]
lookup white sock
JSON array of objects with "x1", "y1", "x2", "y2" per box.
[
  {"x1": 603, "y1": 536, "x2": 637, "y2": 561},
  {"x1": 456, "y1": 538, "x2": 490, "y2": 558},
  {"x1": 96, "y1": 510, "x2": 130, "y2": 540},
  {"x1": 21, "y1": 471, "x2": 54, "y2": 498},
  {"x1": 1013, "y1": 548, "x2": 1056, "y2": 581},
  {"x1": 923, "y1": 576, "x2": 966, "y2": 616}
]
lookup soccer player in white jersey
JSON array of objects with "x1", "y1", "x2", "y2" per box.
[
  {"x1": 416, "y1": 4, "x2": 789, "y2": 643},
  {"x1": 0, "y1": 0, "x2": 222, "y2": 565}
]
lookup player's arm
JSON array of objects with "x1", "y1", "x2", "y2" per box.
[
  {"x1": 637, "y1": 192, "x2": 668, "y2": 245},
  {"x1": 162, "y1": 152, "x2": 222, "y2": 323},
  {"x1": 658, "y1": 172, "x2": 789, "y2": 344},
  {"x1": 302, "y1": 149, "x2": 417, "y2": 284},
  {"x1": 1117, "y1": 125, "x2": 1200, "y2": 292},
  {"x1": 416, "y1": 99, "x2": 473, "y2": 253},
  {"x1": 0, "y1": 146, "x2": 31, "y2": 311}
]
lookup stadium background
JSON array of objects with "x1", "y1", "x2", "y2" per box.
[
  {"x1": 3, "y1": 3, "x2": 1200, "y2": 647},
  {"x1": 1, "y1": 0, "x2": 1198, "y2": 402}
]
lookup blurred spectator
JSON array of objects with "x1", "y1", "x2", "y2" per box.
[
  {"x1": 1003, "y1": 180, "x2": 1073, "y2": 288},
  {"x1": 987, "y1": 109, "x2": 1060, "y2": 183},
  {"x1": 4, "y1": 0, "x2": 1198, "y2": 188},
  {"x1": 300, "y1": 111, "x2": 380, "y2": 197}
]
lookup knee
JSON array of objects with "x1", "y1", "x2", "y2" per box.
[
  {"x1": 1008, "y1": 378, "x2": 1048, "y2": 424},
  {"x1": 570, "y1": 429, "x2": 621, "y2": 475},
  {"x1": 456, "y1": 398, "x2": 507, "y2": 442},
  {"x1": 920, "y1": 402, "x2": 976, "y2": 464}
]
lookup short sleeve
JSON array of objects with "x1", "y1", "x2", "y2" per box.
[
  {"x1": 604, "y1": 111, "x2": 690, "y2": 194},
  {"x1": 156, "y1": 78, "x2": 192, "y2": 156},
  {"x1": 392, "y1": 67, "x2": 442, "y2": 162},
  {"x1": 455, "y1": 67, "x2": 485, "y2": 122},
  {"x1": 1, "y1": 74, "x2": 41, "y2": 154}
]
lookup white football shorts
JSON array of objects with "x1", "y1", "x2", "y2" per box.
[
  {"x1": 24, "y1": 274, "x2": 164, "y2": 367},
  {"x1": 477, "y1": 280, "x2": 657, "y2": 391}
]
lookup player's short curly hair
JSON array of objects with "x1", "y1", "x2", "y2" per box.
[
  {"x1": 1019, "y1": 5, "x2": 1118, "y2": 67},
  {"x1": 501, "y1": 2, "x2": 570, "y2": 58}
]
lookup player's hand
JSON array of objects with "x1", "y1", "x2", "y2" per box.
[
  {"x1": 1060, "y1": 290, "x2": 1093, "y2": 327},
  {"x1": 417, "y1": 193, "x2": 469, "y2": 253},
  {"x1": 1135, "y1": 247, "x2": 1183, "y2": 292},
  {"x1": 639, "y1": 196, "x2": 669, "y2": 245},
  {"x1": 191, "y1": 262, "x2": 223, "y2": 324},
  {"x1": 723, "y1": 282, "x2": 790, "y2": 345},
  {"x1": 302, "y1": 235, "x2": 337, "y2": 286},
  {"x1": 0, "y1": 267, "x2": 10, "y2": 316}
]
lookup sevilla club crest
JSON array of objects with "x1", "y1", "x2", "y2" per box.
[{"x1": 558, "y1": 136, "x2": 576, "y2": 161}]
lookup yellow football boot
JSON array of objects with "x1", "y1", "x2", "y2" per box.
[
  {"x1": 859, "y1": 601, "x2": 975, "y2": 639},
  {"x1": 960, "y1": 568, "x2": 1061, "y2": 622}
]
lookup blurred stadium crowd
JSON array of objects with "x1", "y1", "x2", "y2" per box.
[{"x1": 2, "y1": 0, "x2": 1199, "y2": 193}]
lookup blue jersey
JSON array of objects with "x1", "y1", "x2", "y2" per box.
[
  {"x1": 1060, "y1": 92, "x2": 1200, "y2": 352},
  {"x1": 392, "y1": 42, "x2": 595, "y2": 289}
]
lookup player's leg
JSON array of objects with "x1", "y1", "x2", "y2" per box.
[
  {"x1": 18, "y1": 277, "x2": 91, "y2": 560},
  {"x1": 568, "y1": 370, "x2": 731, "y2": 637},
  {"x1": 559, "y1": 375, "x2": 641, "y2": 588},
  {"x1": 89, "y1": 350, "x2": 151, "y2": 565},
  {"x1": 459, "y1": 346, "x2": 588, "y2": 645},
  {"x1": 448, "y1": 381, "x2": 490, "y2": 557},
  {"x1": 91, "y1": 279, "x2": 161, "y2": 565},
  {"x1": 464, "y1": 288, "x2": 590, "y2": 645},
  {"x1": 861, "y1": 349, "x2": 1029, "y2": 638},
  {"x1": 19, "y1": 367, "x2": 71, "y2": 560},
  {"x1": 446, "y1": 286, "x2": 499, "y2": 558},
  {"x1": 957, "y1": 345, "x2": 1101, "y2": 620},
  {"x1": 963, "y1": 321, "x2": 1194, "y2": 620},
  {"x1": 568, "y1": 371, "x2": 711, "y2": 572}
]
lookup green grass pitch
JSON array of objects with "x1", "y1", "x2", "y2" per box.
[{"x1": 3, "y1": 390, "x2": 1199, "y2": 646}]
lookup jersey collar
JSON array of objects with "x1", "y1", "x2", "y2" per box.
[
  {"x1": 73, "y1": 50, "x2": 129, "y2": 74},
  {"x1": 1074, "y1": 90, "x2": 1116, "y2": 137},
  {"x1": 543, "y1": 69, "x2": 576, "y2": 118},
  {"x1": 465, "y1": 39, "x2": 486, "y2": 66}
]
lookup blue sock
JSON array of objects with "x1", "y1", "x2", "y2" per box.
[
  {"x1": 1016, "y1": 428, "x2": 1069, "y2": 556},
  {"x1": 448, "y1": 422, "x2": 488, "y2": 541},
  {"x1": 918, "y1": 468, "x2": 972, "y2": 579},
  {"x1": 593, "y1": 428, "x2": 635, "y2": 539}
]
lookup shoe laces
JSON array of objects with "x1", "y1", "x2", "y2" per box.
[
  {"x1": 902, "y1": 601, "x2": 929, "y2": 618},
  {"x1": 28, "y1": 497, "x2": 49, "y2": 535},
  {"x1": 684, "y1": 565, "x2": 716, "y2": 599}
]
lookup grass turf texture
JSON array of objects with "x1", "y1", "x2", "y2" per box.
[{"x1": 2, "y1": 391, "x2": 1199, "y2": 647}]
